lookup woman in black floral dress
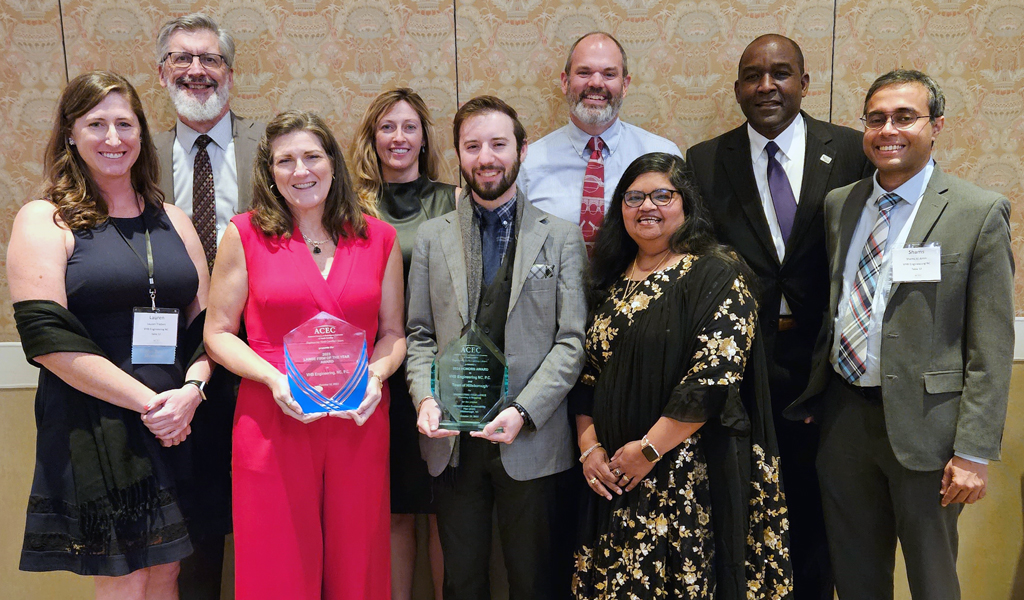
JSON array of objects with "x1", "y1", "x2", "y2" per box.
[{"x1": 570, "y1": 152, "x2": 793, "y2": 600}]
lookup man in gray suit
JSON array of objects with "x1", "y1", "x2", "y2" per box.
[
  {"x1": 153, "y1": 13, "x2": 264, "y2": 599},
  {"x1": 406, "y1": 95, "x2": 587, "y2": 600},
  {"x1": 787, "y1": 70, "x2": 1014, "y2": 600}
]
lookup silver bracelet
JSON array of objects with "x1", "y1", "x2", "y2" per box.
[{"x1": 579, "y1": 442, "x2": 603, "y2": 463}]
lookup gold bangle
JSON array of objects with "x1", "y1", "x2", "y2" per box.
[
  {"x1": 369, "y1": 371, "x2": 383, "y2": 387},
  {"x1": 579, "y1": 442, "x2": 603, "y2": 463}
]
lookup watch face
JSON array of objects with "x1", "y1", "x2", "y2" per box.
[{"x1": 641, "y1": 444, "x2": 659, "y2": 462}]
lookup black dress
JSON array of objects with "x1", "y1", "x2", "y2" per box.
[
  {"x1": 20, "y1": 206, "x2": 198, "y2": 576},
  {"x1": 378, "y1": 176, "x2": 456, "y2": 514},
  {"x1": 571, "y1": 254, "x2": 792, "y2": 599}
]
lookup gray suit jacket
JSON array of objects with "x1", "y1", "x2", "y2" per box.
[
  {"x1": 405, "y1": 190, "x2": 588, "y2": 481},
  {"x1": 787, "y1": 167, "x2": 1014, "y2": 471},
  {"x1": 153, "y1": 112, "x2": 265, "y2": 212}
]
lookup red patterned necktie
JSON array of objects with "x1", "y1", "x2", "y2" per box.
[
  {"x1": 836, "y1": 192, "x2": 902, "y2": 382},
  {"x1": 580, "y1": 136, "x2": 605, "y2": 252},
  {"x1": 193, "y1": 134, "x2": 217, "y2": 272}
]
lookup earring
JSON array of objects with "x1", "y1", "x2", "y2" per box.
[
  {"x1": 420, "y1": 146, "x2": 427, "y2": 154},
  {"x1": 68, "y1": 138, "x2": 75, "y2": 146}
]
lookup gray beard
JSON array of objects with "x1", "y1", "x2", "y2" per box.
[
  {"x1": 568, "y1": 94, "x2": 622, "y2": 127},
  {"x1": 169, "y1": 84, "x2": 230, "y2": 124}
]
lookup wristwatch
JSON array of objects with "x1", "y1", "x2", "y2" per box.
[
  {"x1": 184, "y1": 380, "x2": 207, "y2": 401},
  {"x1": 640, "y1": 435, "x2": 661, "y2": 463}
]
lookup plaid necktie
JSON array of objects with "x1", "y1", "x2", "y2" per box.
[
  {"x1": 193, "y1": 134, "x2": 217, "y2": 272},
  {"x1": 766, "y1": 141, "x2": 797, "y2": 243},
  {"x1": 836, "y1": 192, "x2": 902, "y2": 382},
  {"x1": 580, "y1": 136, "x2": 604, "y2": 252}
]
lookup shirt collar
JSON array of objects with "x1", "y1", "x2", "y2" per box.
[
  {"x1": 566, "y1": 117, "x2": 623, "y2": 158},
  {"x1": 175, "y1": 112, "x2": 232, "y2": 153},
  {"x1": 870, "y1": 159, "x2": 935, "y2": 207},
  {"x1": 472, "y1": 194, "x2": 518, "y2": 224},
  {"x1": 747, "y1": 112, "x2": 805, "y2": 161}
]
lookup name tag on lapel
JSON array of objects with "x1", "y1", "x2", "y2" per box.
[{"x1": 893, "y1": 243, "x2": 941, "y2": 283}]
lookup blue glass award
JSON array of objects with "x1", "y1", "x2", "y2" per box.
[{"x1": 283, "y1": 311, "x2": 368, "y2": 413}]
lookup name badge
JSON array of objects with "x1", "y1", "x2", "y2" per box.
[
  {"x1": 132, "y1": 307, "x2": 179, "y2": 364},
  {"x1": 892, "y1": 243, "x2": 941, "y2": 283}
]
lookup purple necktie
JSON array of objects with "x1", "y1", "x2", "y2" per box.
[
  {"x1": 193, "y1": 134, "x2": 217, "y2": 272},
  {"x1": 766, "y1": 141, "x2": 797, "y2": 243}
]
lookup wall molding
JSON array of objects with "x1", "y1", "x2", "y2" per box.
[
  {"x1": 1, "y1": 319, "x2": 1022, "y2": 390},
  {"x1": 0, "y1": 342, "x2": 37, "y2": 389}
]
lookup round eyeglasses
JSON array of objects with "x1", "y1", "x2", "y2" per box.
[
  {"x1": 622, "y1": 189, "x2": 679, "y2": 208},
  {"x1": 860, "y1": 110, "x2": 932, "y2": 130},
  {"x1": 163, "y1": 51, "x2": 227, "y2": 70}
]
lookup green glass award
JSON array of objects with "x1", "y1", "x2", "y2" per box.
[{"x1": 431, "y1": 322, "x2": 510, "y2": 431}]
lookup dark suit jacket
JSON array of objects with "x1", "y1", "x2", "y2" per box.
[
  {"x1": 787, "y1": 168, "x2": 1014, "y2": 471},
  {"x1": 685, "y1": 113, "x2": 872, "y2": 407},
  {"x1": 153, "y1": 112, "x2": 265, "y2": 212}
]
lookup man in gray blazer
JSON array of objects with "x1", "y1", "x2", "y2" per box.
[
  {"x1": 152, "y1": 13, "x2": 264, "y2": 599},
  {"x1": 787, "y1": 70, "x2": 1014, "y2": 600},
  {"x1": 406, "y1": 96, "x2": 587, "y2": 600}
]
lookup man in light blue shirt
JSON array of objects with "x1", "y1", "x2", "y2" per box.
[
  {"x1": 520, "y1": 32, "x2": 681, "y2": 231},
  {"x1": 789, "y1": 69, "x2": 1013, "y2": 600}
]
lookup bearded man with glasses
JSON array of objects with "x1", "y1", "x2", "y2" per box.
[
  {"x1": 787, "y1": 69, "x2": 1014, "y2": 600},
  {"x1": 152, "y1": 13, "x2": 266, "y2": 600}
]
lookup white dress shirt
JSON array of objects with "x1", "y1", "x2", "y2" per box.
[
  {"x1": 171, "y1": 113, "x2": 239, "y2": 245},
  {"x1": 520, "y1": 118, "x2": 682, "y2": 224},
  {"x1": 747, "y1": 115, "x2": 807, "y2": 315}
]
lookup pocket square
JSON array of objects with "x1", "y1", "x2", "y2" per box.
[{"x1": 528, "y1": 263, "x2": 554, "y2": 279}]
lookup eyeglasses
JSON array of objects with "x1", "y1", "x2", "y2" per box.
[
  {"x1": 163, "y1": 51, "x2": 227, "y2": 69},
  {"x1": 622, "y1": 189, "x2": 679, "y2": 208},
  {"x1": 860, "y1": 109, "x2": 932, "y2": 130}
]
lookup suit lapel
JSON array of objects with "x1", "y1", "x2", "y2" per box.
[
  {"x1": 786, "y1": 116, "x2": 836, "y2": 258},
  {"x1": 888, "y1": 168, "x2": 950, "y2": 300},
  {"x1": 722, "y1": 127, "x2": 779, "y2": 264},
  {"x1": 232, "y1": 113, "x2": 260, "y2": 212},
  {"x1": 157, "y1": 128, "x2": 175, "y2": 202},
  {"x1": 508, "y1": 202, "x2": 550, "y2": 313},
  {"x1": 439, "y1": 212, "x2": 470, "y2": 327}
]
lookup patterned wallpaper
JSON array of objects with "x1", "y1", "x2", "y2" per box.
[{"x1": 1, "y1": 0, "x2": 1021, "y2": 342}]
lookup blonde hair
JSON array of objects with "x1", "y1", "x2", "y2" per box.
[
  {"x1": 44, "y1": 71, "x2": 164, "y2": 230},
  {"x1": 350, "y1": 88, "x2": 443, "y2": 217}
]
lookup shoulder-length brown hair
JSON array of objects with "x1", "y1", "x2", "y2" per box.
[
  {"x1": 251, "y1": 110, "x2": 366, "y2": 240},
  {"x1": 349, "y1": 88, "x2": 443, "y2": 217},
  {"x1": 44, "y1": 71, "x2": 164, "y2": 230}
]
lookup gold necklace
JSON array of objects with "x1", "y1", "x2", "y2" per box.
[{"x1": 619, "y1": 251, "x2": 671, "y2": 307}]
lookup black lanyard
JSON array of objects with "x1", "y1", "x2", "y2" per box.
[{"x1": 109, "y1": 209, "x2": 157, "y2": 309}]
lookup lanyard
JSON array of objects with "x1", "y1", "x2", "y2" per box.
[{"x1": 109, "y1": 210, "x2": 157, "y2": 309}]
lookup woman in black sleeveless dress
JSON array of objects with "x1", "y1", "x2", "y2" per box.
[
  {"x1": 8, "y1": 72, "x2": 212, "y2": 598},
  {"x1": 351, "y1": 88, "x2": 458, "y2": 600}
]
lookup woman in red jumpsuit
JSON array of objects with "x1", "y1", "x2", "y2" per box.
[{"x1": 205, "y1": 110, "x2": 404, "y2": 599}]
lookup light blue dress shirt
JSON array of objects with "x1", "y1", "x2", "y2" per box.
[
  {"x1": 519, "y1": 119, "x2": 682, "y2": 225},
  {"x1": 171, "y1": 113, "x2": 238, "y2": 245}
]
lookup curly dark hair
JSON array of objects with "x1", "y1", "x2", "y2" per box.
[
  {"x1": 250, "y1": 110, "x2": 366, "y2": 241},
  {"x1": 44, "y1": 71, "x2": 164, "y2": 230},
  {"x1": 588, "y1": 152, "x2": 752, "y2": 304}
]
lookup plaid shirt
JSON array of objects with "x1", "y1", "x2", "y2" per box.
[{"x1": 473, "y1": 197, "x2": 517, "y2": 265}]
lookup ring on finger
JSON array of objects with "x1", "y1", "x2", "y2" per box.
[
  {"x1": 613, "y1": 468, "x2": 622, "y2": 477},
  {"x1": 589, "y1": 477, "x2": 599, "y2": 485}
]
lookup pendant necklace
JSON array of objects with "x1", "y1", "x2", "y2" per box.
[
  {"x1": 619, "y1": 251, "x2": 671, "y2": 308},
  {"x1": 301, "y1": 232, "x2": 331, "y2": 254}
]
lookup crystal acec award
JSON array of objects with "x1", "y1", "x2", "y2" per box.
[
  {"x1": 283, "y1": 311, "x2": 368, "y2": 414},
  {"x1": 431, "y1": 322, "x2": 510, "y2": 431}
]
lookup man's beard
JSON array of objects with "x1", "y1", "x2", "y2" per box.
[
  {"x1": 567, "y1": 86, "x2": 623, "y2": 127},
  {"x1": 169, "y1": 76, "x2": 230, "y2": 124},
  {"x1": 462, "y1": 157, "x2": 521, "y2": 202}
]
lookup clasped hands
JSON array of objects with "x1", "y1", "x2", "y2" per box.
[
  {"x1": 141, "y1": 384, "x2": 203, "y2": 447},
  {"x1": 416, "y1": 398, "x2": 524, "y2": 444},
  {"x1": 582, "y1": 440, "x2": 656, "y2": 500},
  {"x1": 270, "y1": 374, "x2": 383, "y2": 426}
]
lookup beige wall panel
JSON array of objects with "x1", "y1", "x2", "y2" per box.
[
  {"x1": 833, "y1": 0, "x2": 1024, "y2": 314},
  {"x1": 0, "y1": 0, "x2": 66, "y2": 342},
  {"x1": 451, "y1": 0, "x2": 839, "y2": 158}
]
